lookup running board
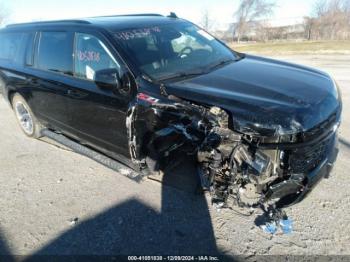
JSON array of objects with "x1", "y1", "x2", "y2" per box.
[{"x1": 41, "y1": 129, "x2": 143, "y2": 182}]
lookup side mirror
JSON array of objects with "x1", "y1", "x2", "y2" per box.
[{"x1": 94, "y1": 69, "x2": 121, "y2": 90}]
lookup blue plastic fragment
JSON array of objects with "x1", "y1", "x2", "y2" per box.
[
  {"x1": 280, "y1": 218, "x2": 293, "y2": 234},
  {"x1": 262, "y1": 222, "x2": 277, "y2": 234}
]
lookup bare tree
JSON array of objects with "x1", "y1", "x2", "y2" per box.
[
  {"x1": 199, "y1": 9, "x2": 215, "y2": 32},
  {"x1": 303, "y1": 16, "x2": 316, "y2": 40},
  {"x1": 254, "y1": 21, "x2": 272, "y2": 41},
  {"x1": 310, "y1": 0, "x2": 350, "y2": 40},
  {"x1": 233, "y1": 0, "x2": 276, "y2": 42},
  {"x1": 313, "y1": 0, "x2": 328, "y2": 17}
]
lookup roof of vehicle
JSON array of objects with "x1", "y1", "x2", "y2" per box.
[{"x1": 4, "y1": 13, "x2": 184, "y2": 31}]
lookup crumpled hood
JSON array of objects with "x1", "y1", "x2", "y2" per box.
[{"x1": 165, "y1": 54, "x2": 341, "y2": 136}]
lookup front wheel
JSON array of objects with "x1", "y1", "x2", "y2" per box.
[{"x1": 12, "y1": 94, "x2": 43, "y2": 138}]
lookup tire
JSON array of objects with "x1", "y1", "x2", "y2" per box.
[{"x1": 12, "y1": 94, "x2": 43, "y2": 138}]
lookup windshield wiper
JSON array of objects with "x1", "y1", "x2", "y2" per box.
[
  {"x1": 157, "y1": 58, "x2": 238, "y2": 82},
  {"x1": 158, "y1": 71, "x2": 206, "y2": 82},
  {"x1": 206, "y1": 58, "x2": 235, "y2": 71}
]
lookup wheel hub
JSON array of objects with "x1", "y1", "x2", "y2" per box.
[{"x1": 15, "y1": 101, "x2": 34, "y2": 135}]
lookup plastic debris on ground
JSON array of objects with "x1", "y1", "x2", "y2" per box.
[
  {"x1": 255, "y1": 205, "x2": 293, "y2": 235},
  {"x1": 262, "y1": 221, "x2": 277, "y2": 234},
  {"x1": 280, "y1": 218, "x2": 293, "y2": 234}
]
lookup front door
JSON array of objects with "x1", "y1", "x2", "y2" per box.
[{"x1": 65, "y1": 32, "x2": 133, "y2": 159}]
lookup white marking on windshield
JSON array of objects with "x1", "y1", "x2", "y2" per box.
[{"x1": 115, "y1": 27, "x2": 161, "y2": 40}]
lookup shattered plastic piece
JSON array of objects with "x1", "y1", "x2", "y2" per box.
[
  {"x1": 262, "y1": 222, "x2": 277, "y2": 234},
  {"x1": 260, "y1": 217, "x2": 293, "y2": 235},
  {"x1": 257, "y1": 206, "x2": 292, "y2": 235},
  {"x1": 280, "y1": 218, "x2": 293, "y2": 234}
]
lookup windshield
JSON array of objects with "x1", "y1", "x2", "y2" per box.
[{"x1": 114, "y1": 22, "x2": 239, "y2": 81}]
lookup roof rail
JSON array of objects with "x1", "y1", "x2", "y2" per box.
[
  {"x1": 92, "y1": 13, "x2": 164, "y2": 19},
  {"x1": 6, "y1": 19, "x2": 91, "y2": 28},
  {"x1": 119, "y1": 13, "x2": 164, "y2": 17}
]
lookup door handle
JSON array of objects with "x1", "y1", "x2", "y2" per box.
[
  {"x1": 67, "y1": 89, "x2": 87, "y2": 99},
  {"x1": 67, "y1": 89, "x2": 78, "y2": 96},
  {"x1": 27, "y1": 78, "x2": 38, "y2": 85}
]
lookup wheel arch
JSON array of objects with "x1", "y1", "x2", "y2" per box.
[
  {"x1": 6, "y1": 87, "x2": 30, "y2": 108},
  {"x1": 8, "y1": 89, "x2": 17, "y2": 106}
]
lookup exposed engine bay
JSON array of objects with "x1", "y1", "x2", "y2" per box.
[{"x1": 127, "y1": 92, "x2": 339, "y2": 211}]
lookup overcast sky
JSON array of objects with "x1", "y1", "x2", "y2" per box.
[{"x1": 2, "y1": 0, "x2": 315, "y2": 29}]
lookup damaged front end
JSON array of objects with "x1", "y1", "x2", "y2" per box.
[{"x1": 127, "y1": 91, "x2": 340, "y2": 210}]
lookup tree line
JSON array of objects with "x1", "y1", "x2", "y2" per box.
[
  {"x1": 200, "y1": 0, "x2": 350, "y2": 42},
  {"x1": 305, "y1": 0, "x2": 350, "y2": 40}
]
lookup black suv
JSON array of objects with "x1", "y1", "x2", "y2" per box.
[{"x1": 0, "y1": 14, "x2": 342, "y2": 209}]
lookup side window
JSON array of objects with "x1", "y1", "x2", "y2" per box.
[
  {"x1": 0, "y1": 32, "x2": 30, "y2": 65},
  {"x1": 74, "y1": 33, "x2": 120, "y2": 81},
  {"x1": 36, "y1": 32, "x2": 73, "y2": 75}
]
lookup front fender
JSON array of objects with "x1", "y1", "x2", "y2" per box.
[{"x1": 126, "y1": 93, "x2": 212, "y2": 167}]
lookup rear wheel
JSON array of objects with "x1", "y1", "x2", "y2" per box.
[{"x1": 12, "y1": 94, "x2": 43, "y2": 138}]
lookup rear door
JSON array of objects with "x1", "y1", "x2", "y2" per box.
[
  {"x1": 64, "y1": 31, "x2": 133, "y2": 159},
  {"x1": 0, "y1": 31, "x2": 33, "y2": 98},
  {"x1": 27, "y1": 30, "x2": 74, "y2": 129}
]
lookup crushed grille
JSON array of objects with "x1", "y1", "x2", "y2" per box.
[{"x1": 289, "y1": 135, "x2": 334, "y2": 173}]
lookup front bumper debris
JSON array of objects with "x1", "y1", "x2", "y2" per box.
[{"x1": 126, "y1": 93, "x2": 340, "y2": 213}]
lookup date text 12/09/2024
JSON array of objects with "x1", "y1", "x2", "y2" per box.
[{"x1": 128, "y1": 256, "x2": 220, "y2": 261}]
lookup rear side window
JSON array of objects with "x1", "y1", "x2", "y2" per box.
[
  {"x1": 0, "y1": 32, "x2": 31, "y2": 65},
  {"x1": 36, "y1": 32, "x2": 73, "y2": 75}
]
